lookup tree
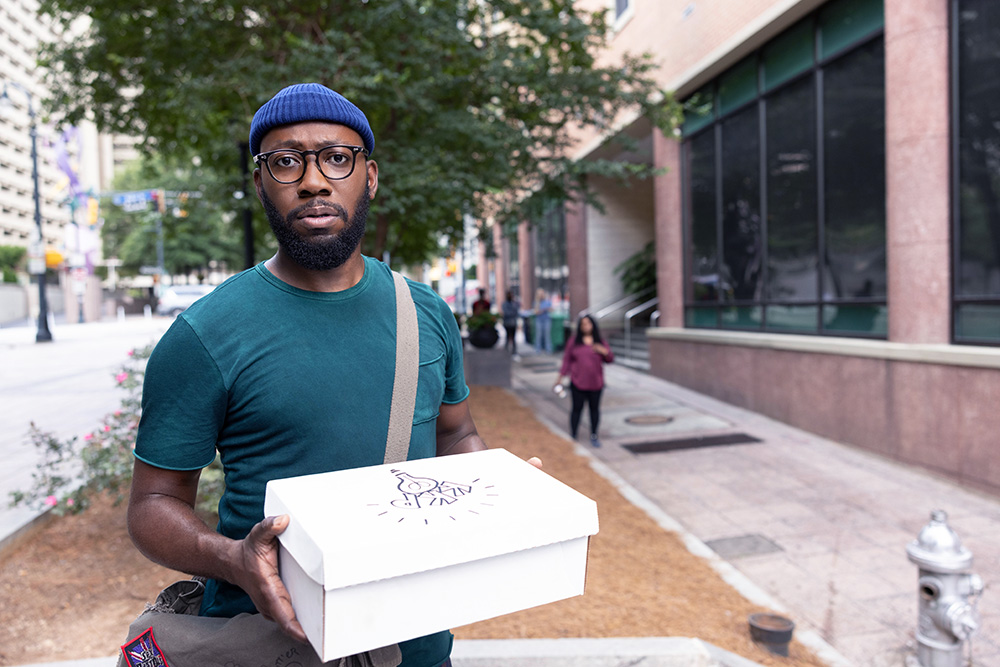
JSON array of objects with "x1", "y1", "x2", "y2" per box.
[
  {"x1": 39, "y1": 0, "x2": 679, "y2": 267},
  {"x1": 102, "y1": 155, "x2": 243, "y2": 278}
]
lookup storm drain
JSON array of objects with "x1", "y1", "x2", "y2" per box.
[
  {"x1": 625, "y1": 414, "x2": 674, "y2": 426},
  {"x1": 531, "y1": 364, "x2": 560, "y2": 373},
  {"x1": 623, "y1": 432, "x2": 762, "y2": 454},
  {"x1": 705, "y1": 534, "x2": 783, "y2": 559}
]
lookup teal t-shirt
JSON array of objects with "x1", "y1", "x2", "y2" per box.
[{"x1": 135, "y1": 256, "x2": 468, "y2": 666}]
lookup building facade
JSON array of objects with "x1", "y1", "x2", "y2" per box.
[
  {"x1": 0, "y1": 0, "x2": 128, "y2": 323},
  {"x1": 496, "y1": 0, "x2": 1000, "y2": 494}
]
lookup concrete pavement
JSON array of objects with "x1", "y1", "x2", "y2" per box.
[
  {"x1": 0, "y1": 316, "x2": 171, "y2": 553},
  {"x1": 2, "y1": 321, "x2": 998, "y2": 666},
  {"x1": 511, "y1": 347, "x2": 1000, "y2": 666}
]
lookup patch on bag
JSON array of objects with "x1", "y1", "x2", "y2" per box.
[{"x1": 121, "y1": 628, "x2": 170, "y2": 667}]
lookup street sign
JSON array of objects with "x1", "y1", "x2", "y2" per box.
[
  {"x1": 111, "y1": 190, "x2": 154, "y2": 212},
  {"x1": 139, "y1": 265, "x2": 162, "y2": 275}
]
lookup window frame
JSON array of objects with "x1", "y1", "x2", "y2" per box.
[{"x1": 680, "y1": 0, "x2": 887, "y2": 338}]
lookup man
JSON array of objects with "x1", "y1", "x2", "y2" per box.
[{"x1": 128, "y1": 83, "x2": 485, "y2": 667}]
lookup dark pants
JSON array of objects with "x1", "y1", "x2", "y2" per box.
[
  {"x1": 569, "y1": 384, "x2": 603, "y2": 439},
  {"x1": 504, "y1": 324, "x2": 517, "y2": 353}
]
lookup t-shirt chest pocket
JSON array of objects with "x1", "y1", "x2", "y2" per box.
[{"x1": 413, "y1": 351, "x2": 446, "y2": 424}]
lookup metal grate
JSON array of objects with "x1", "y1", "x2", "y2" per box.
[
  {"x1": 623, "y1": 432, "x2": 762, "y2": 454},
  {"x1": 705, "y1": 534, "x2": 783, "y2": 559},
  {"x1": 625, "y1": 414, "x2": 675, "y2": 426}
]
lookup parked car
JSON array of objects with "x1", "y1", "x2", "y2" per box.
[{"x1": 156, "y1": 284, "x2": 215, "y2": 316}]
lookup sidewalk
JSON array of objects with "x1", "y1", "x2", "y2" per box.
[
  {"x1": 510, "y1": 346, "x2": 1000, "y2": 666},
  {"x1": 2, "y1": 323, "x2": 998, "y2": 666},
  {"x1": 0, "y1": 316, "x2": 171, "y2": 553}
]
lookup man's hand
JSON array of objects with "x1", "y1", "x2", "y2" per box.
[
  {"x1": 232, "y1": 515, "x2": 307, "y2": 643},
  {"x1": 128, "y1": 461, "x2": 308, "y2": 643}
]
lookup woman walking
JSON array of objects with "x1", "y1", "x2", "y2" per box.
[{"x1": 553, "y1": 315, "x2": 614, "y2": 447}]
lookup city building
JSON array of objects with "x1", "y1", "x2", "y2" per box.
[
  {"x1": 0, "y1": 0, "x2": 128, "y2": 323},
  {"x1": 494, "y1": 0, "x2": 1000, "y2": 494}
]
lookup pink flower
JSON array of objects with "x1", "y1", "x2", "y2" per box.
[
  {"x1": 114, "y1": 410, "x2": 122, "y2": 417},
  {"x1": 83, "y1": 433, "x2": 93, "y2": 441},
  {"x1": 127, "y1": 349, "x2": 134, "y2": 357},
  {"x1": 104, "y1": 425, "x2": 111, "y2": 432},
  {"x1": 116, "y1": 372, "x2": 129, "y2": 384},
  {"x1": 44, "y1": 495, "x2": 57, "y2": 507},
  {"x1": 66, "y1": 498, "x2": 75, "y2": 507}
]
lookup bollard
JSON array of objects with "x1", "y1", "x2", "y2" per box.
[{"x1": 906, "y1": 510, "x2": 983, "y2": 667}]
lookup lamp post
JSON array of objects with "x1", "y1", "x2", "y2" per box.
[{"x1": 1, "y1": 81, "x2": 52, "y2": 342}]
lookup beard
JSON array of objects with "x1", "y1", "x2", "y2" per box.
[{"x1": 261, "y1": 184, "x2": 370, "y2": 271}]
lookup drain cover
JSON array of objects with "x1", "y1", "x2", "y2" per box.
[
  {"x1": 625, "y1": 414, "x2": 674, "y2": 426},
  {"x1": 705, "y1": 534, "x2": 783, "y2": 559},
  {"x1": 623, "y1": 432, "x2": 762, "y2": 454}
]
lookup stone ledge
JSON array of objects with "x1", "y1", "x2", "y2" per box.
[{"x1": 647, "y1": 327, "x2": 1000, "y2": 370}]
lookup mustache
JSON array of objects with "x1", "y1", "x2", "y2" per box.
[{"x1": 288, "y1": 199, "x2": 349, "y2": 221}]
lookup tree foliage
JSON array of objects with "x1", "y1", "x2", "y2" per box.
[
  {"x1": 39, "y1": 0, "x2": 679, "y2": 267},
  {"x1": 101, "y1": 155, "x2": 244, "y2": 278}
]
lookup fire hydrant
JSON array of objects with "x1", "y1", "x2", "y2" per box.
[{"x1": 906, "y1": 510, "x2": 984, "y2": 667}]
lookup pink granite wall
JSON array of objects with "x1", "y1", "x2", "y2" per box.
[
  {"x1": 565, "y1": 198, "x2": 589, "y2": 320},
  {"x1": 649, "y1": 337, "x2": 1000, "y2": 495},
  {"x1": 653, "y1": 129, "x2": 684, "y2": 328},
  {"x1": 884, "y1": 0, "x2": 951, "y2": 343}
]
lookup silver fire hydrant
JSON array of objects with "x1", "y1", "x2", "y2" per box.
[{"x1": 906, "y1": 510, "x2": 984, "y2": 667}]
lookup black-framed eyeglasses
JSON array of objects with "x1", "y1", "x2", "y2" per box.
[{"x1": 253, "y1": 144, "x2": 369, "y2": 184}]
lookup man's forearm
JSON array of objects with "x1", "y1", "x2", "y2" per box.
[{"x1": 128, "y1": 491, "x2": 242, "y2": 583}]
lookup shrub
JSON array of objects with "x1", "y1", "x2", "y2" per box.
[{"x1": 10, "y1": 345, "x2": 223, "y2": 517}]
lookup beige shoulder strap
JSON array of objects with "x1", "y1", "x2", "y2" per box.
[{"x1": 385, "y1": 271, "x2": 419, "y2": 464}]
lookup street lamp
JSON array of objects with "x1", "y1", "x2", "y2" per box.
[{"x1": 0, "y1": 81, "x2": 53, "y2": 342}]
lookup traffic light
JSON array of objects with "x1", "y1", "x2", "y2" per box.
[{"x1": 150, "y1": 189, "x2": 166, "y2": 214}]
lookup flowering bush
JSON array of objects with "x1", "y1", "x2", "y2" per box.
[{"x1": 10, "y1": 345, "x2": 224, "y2": 517}]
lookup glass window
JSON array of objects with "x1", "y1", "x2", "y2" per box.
[
  {"x1": 718, "y1": 57, "x2": 758, "y2": 116},
  {"x1": 822, "y1": 38, "x2": 886, "y2": 305},
  {"x1": 686, "y1": 131, "x2": 719, "y2": 303},
  {"x1": 954, "y1": 0, "x2": 1000, "y2": 343},
  {"x1": 762, "y1": 19, "x2": 815, "y2": 91},
  {"x1": 681, "y1": 0, "x2": 886, "y2": 339},
  {"x1": 955, "y1": 0, "x2": 1000, "y2": 299},
  {"x1": 765, "y1": 76, "x2": 818, "y2": 304},
  {"x1": 819, "y1": 0, "x2": 884, "y2": 60},
  {"x1": 720, "y1": 106, "x2": 761, "y2": 303},
  {"x1": 682, "y1": 86, "x2": 715, "y2": 136},
  {"x1": 533, "y1": 205, "x2": 568, "y2": 302}
]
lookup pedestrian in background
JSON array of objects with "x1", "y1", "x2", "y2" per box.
[
  {"x1": 533, "y1": 288, "x2": 553, "y2": 354},
  {"x1": 553, "y1": 315, "x2": 613, "y2": 447},
  {"x1": 471, "y1": 287, "x2": 491, "y2": 316},
  {"x1": 501, "y1": 290, "x2": 520, "y2": 358}
]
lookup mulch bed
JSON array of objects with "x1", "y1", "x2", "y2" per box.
[{"x1": 0, "y1": 386, "x2": 824, "y2": 666}]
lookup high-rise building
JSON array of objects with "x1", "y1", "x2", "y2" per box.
[{"x1": 0, "y1": 0, "x2": 122, "y2": 252}]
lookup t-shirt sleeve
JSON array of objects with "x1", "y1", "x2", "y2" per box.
[
  {"x1": 134, "y1": 317, "x2": 227, "y2": 471},
  {"x1": 438, "y1": 296, "x2": 470, "y2": 405}
]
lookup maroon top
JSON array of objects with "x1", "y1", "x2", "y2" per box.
[{"x1": 559, "y1": 337, "x2": 614, "y2": 391}]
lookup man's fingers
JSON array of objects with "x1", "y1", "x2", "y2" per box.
[{"x1": 527, "y1": 456, "x2": 543, "y2": 469}]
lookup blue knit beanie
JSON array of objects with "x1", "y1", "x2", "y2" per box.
[{"x1": 249, "y1": 83, "x2": 375, "y2": 156}]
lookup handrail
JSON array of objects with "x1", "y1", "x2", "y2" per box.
[
  {"x1": 650, "y1": 309, "x2": 660, "y2": 328},
  {"x1": 624, "y1": 297, "x2": 659, "y2": 358},
  {"x1": 581, "y1": 286, "x2": 656, "y2": 322}
]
